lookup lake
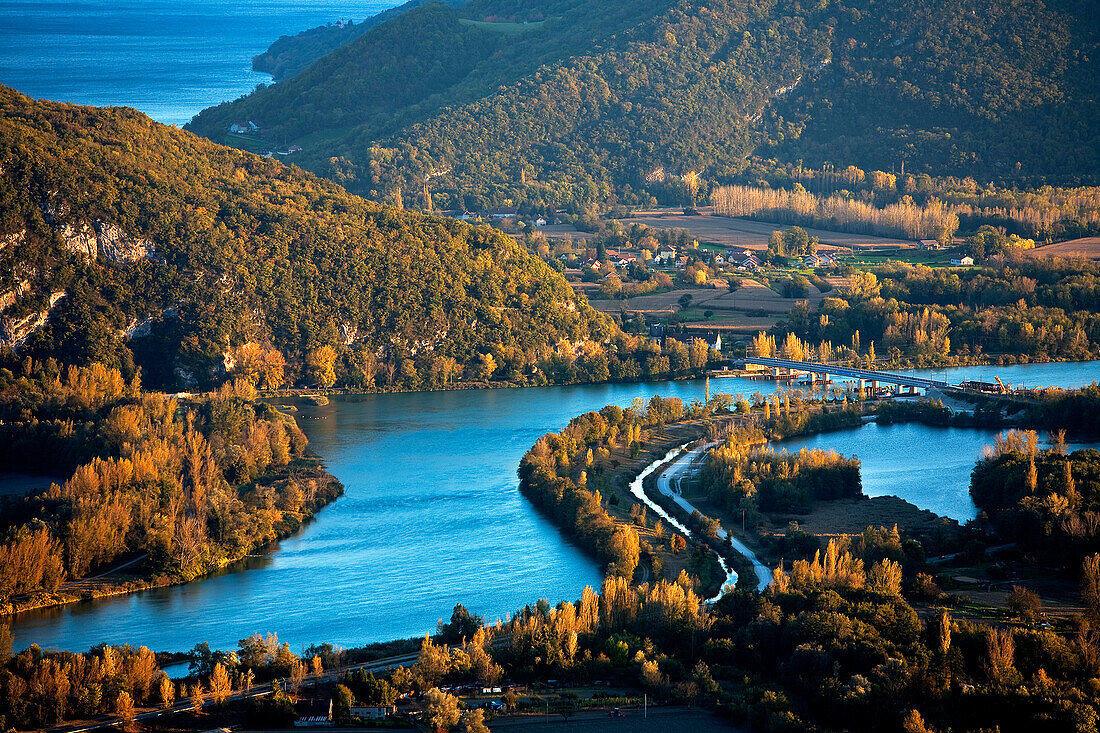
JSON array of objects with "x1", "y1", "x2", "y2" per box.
[
  {"x1": 6, "y1": 360, "x2": 1098, "y2": 653},
  {"x1": 0, "y1": 0, "x2": 399, "y2": 126}
]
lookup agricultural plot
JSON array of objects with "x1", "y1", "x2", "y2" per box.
[
  {"x1": 618, "y1": 212, "x2": 916, "y2": 251},
  {"x1": 1028, "y1": 237, "x2": 1100, "y2": 259}
]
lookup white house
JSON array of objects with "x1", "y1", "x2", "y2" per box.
[{"x1": 951, "y1": 256, "x2": 975, "y2": 266}]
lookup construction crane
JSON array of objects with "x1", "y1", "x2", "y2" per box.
[{"x1": 994, "y1": 376, "x2": 1009, "y2": 394}]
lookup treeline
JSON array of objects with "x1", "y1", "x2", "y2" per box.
[
  {"x1": 778, "y1": 259, "x2": 1100, "y2": 366},
  {"x1": 375, "y1": 536, "x2": 1100, "y2": 731},
  {"x1": 702, "y1": 403, "x2": 863, "y2": 514},
  {"x1": 0, "y1": 359, "x2": 340, "y2": 606},
  {"x1": 970, "y1": 430, "x2": 1100, "y2": 568},
  {"x1": 0, "y1": 629, "x2": 341, "y2": 729},
  {"x1": 16, "y1": 532, "x2": 1100, "y2": 730},
  {"x1": 519, "y1": 397, "x2": 696, "y2": 579},
  {"x1": 711, "y1": 184, "x2": 960, "y2": 242}
]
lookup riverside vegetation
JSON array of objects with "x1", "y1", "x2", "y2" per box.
[
  {"x1": 5, "y1": 387, "x2": 1100, "y2": 731},
  {"x1": 0, "y1": 359, "x2": 341, "y2": 613},
  {"x1": 759, "y1": 258, "x2": 1100, "y2": 368}
]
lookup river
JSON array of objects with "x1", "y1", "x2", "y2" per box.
[{"x1": 6, "y1": 360, "x2": 1098, "y2": 653}]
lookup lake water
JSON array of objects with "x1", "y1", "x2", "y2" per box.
[
  {"x1": 0, "y1": 0, "x2": 399, "y2": 126},
  {"x1": 6, "y1": 360, "x2": 1098, "y2": 653}
]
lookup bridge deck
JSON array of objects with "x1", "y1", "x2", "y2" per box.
[{"x1": 741, "y1": 357, "x2": 950, "y2": 389}]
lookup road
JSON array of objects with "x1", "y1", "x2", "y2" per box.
[
  {"x1": 655, "y1": 443, "x2": 772, "y2": 592},
  {"x1": 489, "y1": 705, "x2": 746, "y2": 731}
]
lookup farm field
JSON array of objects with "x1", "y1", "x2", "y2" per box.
[
  {"x1": 619, "y1": 212, "x2": 917, "y2": 251},
  {"x1": 1028, "y1": 237, "x2": 1100, "y2": 259},
  {"x1": 581, "y1": 276, "x2": 842, "y2": 333}
]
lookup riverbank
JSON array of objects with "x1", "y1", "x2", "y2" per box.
[
  {"x1": 1, "y1": 451, "x2": 342, "y2": 617},
  {"x1": 251, "y1": 353, "x2": 1100, "y2": 402}
]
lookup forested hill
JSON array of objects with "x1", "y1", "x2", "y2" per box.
[
  {"x1": 252, "y1": 0, "x2": 469, "y2": 81},
  {"x1": 0, "y1": 86, "x2": 614, "y2": 390},
  {"x1": 187, "y1": 0, "x2": 1100, "y2": 211}
]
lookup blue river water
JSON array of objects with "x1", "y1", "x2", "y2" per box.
[
  {"x1": 0, "y1": 0, "x2": 398, "y2": 125},
  {"x1": 5, "y1": 360, "x2": 1096, "y2": 654}
]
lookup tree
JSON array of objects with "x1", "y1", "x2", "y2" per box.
[
  {"x1": 932, "y1": 610, "x2": 951, "y2": 656},
  {"x1": 190, "y1": 682, "x2": 205, "y2": 714},
  {"x1": 868, "y1": 559, "x2": 902, "y2": 596},
  {"x1": 902, "y1": 709, "x2": 935, "y2": 733},
  {"x1": 1006, "y1": 586, "x2": 1043, "y2": 622},
  {"x1": 289, "y1": 659, "x2": 306, "y2": 695},
  {"x1": 333, "y1": 684, "x2": 354, "y2": 722},
  {"x1": 1082, "y1": 554, "x2": 1100, "y2": 626},
  {"x1": 475, "y1": 353, "x2": 497, "y2": 381},
  {"x1": 439, "y1": 603, "x2": 483, "y2": 644},
  {"x1": 0, "y1": 623, "x2": 11, "y2": 664},
  {"x1": 158, "y1": 675, "x2": 175, "y2": 710},
  {"x1": 116, "y1": 691, "x2": 136, "y2": 733},
  {"x1": 210, "y1": 662, "x2": 232, "y2": 706},
  {"x1": 458, "y1": 709, "x2": 489, "y2": 733},
  {"x1": 423, "y1": 688, "x2": 461, "y2": 731},
  {"x1": 305, "y1": 346, "x2": 338, "y2": 388}
]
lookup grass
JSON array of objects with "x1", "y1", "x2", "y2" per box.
[{"x1": 840, "y1": 249, "x2": 955, "y2": 266}]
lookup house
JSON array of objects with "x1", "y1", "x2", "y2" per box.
[
  {"x1": 287, "y1": 145, "x2": 303, "y2": 154},
  {"x1": 918, "y1": 239, "x2": 941, "y2": 250},
  {"x1": 713, "y1": 254, "x2": 726, "y2": 265},
  {"x1": 737, "y1": 254, "x2": 761, "y2": 270},
  {"x1": 350, "y1": 705, "x2": 396, "y2": 721},
  {"x1": 951, "y1": 256, "x2": 975, "y2": 266},
  {"x1": 675, "y1": 256, "x2": 688, "y2": 268},
  {"x1": 534, "y1": 217, "x2": 547, "y2": 227},
  {"x1": 229, "y1": 121, "x2": 261, "y2": 134},
  {"x1": 802, "y1": 253, "x2": 834, "y2": 268},
  {"x1": 488, "y1": 207, "x2": 518, "y2": 219},
  {"x1": 294, "y1": 699, "x2": 333, "y2": 727}
]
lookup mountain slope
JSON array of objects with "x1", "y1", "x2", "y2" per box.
[
  {"x1": 252, "y1": 0, "x2": 470, "y2": 82},
  {"x1": 0, "y1": 86, "x2": 615, "y2": 389},
  {"x1": 188, "y1": 0, "x2": 1099, "y2": 209}
]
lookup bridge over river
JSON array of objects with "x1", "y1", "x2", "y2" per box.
[{"x1": 738, "y1": 357, "x2": 958, "y2": 394}]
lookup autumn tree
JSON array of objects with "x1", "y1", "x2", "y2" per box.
[{"x1": 209, "y1": 662, "x2": 232, "y2": 706}]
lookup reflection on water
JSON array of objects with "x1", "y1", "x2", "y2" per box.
[
  {"x1": 775, "y1": 422, "x2": 1002, "y2": 521},
  {"x1": 7, "y1": 360, "x2": 1098, "y2": 653}
]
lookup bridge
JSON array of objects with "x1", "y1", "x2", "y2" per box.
[{"x1": 740, "y1": 356, "x2": 952, "y2": 393}]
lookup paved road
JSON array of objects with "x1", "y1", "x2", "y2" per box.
[
  {"x1": 655, "y1": 443, "x2": 771, "y2": 592},
  {"x1": 490, "y1": 705, "x2": 746, "y2": 731}
]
